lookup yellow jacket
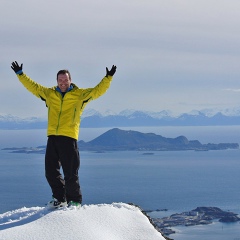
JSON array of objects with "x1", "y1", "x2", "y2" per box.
[{"x1": 17, "y1": 73, "x2": 113, "y2": 140}]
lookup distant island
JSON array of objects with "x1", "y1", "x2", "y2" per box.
[
  {"x1": 2, "y1": 128, "x2": 239, "y2": 153},
  {"x1": 146, "y1": 207, "x2": 240, "y2": 237}
]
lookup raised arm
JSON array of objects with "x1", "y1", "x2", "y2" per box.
[
  {"x1": 81, "y1": 65, "x2": 117, "y2": 102},
  {"x1": 11, "y1": 61, "x2": 48, "y2": 99}
]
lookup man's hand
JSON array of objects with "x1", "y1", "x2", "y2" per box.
[
  {"x1": 11, "y1": 61, "x2": 23, "y2": 75},
  {"x1": 106, "y1": 65, "x2": 117, "y2": 76}
]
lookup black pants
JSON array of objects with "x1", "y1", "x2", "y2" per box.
[{"x1": 45, "y1": 136, "x2": 82, "y2": 203}]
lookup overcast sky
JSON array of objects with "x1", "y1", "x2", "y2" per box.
[{"x1": 1, "y1": 0, "x2": 240, "y2": 117}]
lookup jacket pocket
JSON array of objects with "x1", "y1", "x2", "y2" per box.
[{"x1": 72, "y1": 108, "x2": 77, "y2": 124}]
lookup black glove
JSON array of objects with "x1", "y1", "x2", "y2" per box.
[
  {"x1": 106, "y1": 65, "x2": 117, "y2": 76},
  {"x1": 11, "y1": 61, "x2": 23, "y2": 75}
]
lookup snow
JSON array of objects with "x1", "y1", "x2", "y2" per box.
[{"x1": 0, "y1": 203, "x2": 165, "y2": 240}]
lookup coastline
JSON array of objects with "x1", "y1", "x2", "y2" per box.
[{"x1": 170, "y1": 220, "x2": 240, "y2": 240}]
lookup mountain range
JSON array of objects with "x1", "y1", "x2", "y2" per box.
[{"x1": 1, "y1": 108, "x2": 240, "y2": 129}]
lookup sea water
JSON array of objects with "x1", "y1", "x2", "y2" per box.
[{"x1": 0, "y1": 126, "x2": 240, "y2": 240}]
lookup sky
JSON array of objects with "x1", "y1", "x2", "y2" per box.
[
  {"x1": 0, "y1": 203, "x2": 165, "y2": 240},
  {"x1": 1, "y1": 0, "x2": 240, "y2": 117}
]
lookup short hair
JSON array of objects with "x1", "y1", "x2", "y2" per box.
[{"x1": 57, "y1": 69, "x2": 71, "y2": 80}]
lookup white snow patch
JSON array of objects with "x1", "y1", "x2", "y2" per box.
[{"x1": 0, "y1": 203, "x2": 165, "y2": 240}]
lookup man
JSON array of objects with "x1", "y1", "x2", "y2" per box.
[{"x1": 11, "y1": 61, "x2": 116, "y2": 208}]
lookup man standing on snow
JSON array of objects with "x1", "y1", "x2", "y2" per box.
[{"x1": 11, "y1": 61, "x2": 116, "y2": 208}]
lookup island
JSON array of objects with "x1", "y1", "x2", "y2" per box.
[
  {"x1": 1, "y1": 128, "x2": 239, "y2": 153},
  {"x1": 147, "y1": 207, "x2": 240, "y2": 237}
]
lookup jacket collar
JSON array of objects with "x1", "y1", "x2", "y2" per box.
[{"x1": 56, "y1": 84, "x2": 74, "y2": 94}]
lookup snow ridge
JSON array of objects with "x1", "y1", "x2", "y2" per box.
[{"x1": 0, "y1": 203, "x2": 165, "y2": 240}]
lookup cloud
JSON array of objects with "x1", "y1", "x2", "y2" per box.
[
  {"x1": 224, "y1": 88, "x2": 240, "y2": 92},
  {"x1": 2, "y1": 0, "x2": 240, "y2": 116}
]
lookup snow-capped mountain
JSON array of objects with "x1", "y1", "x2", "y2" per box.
[
  {"x1": 0, "y1": 114, "x2": 47, "y2": 129},
  {"x1": 197, "y1": 107, "x2": 240, "y2": 117},
  {"x1": 82, "y1": 109, "x2": 117, "y2": 118},
  {"x1": 1, "y1": 107, "x2": 240, "y2": 129},
  {"x1": 0, "y1": 114, "x2": 46, "y2": 123},
  {"x1": 119, "y1": 109, "x2": 176, "y2": 119}
]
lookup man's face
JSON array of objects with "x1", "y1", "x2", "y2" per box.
[{"x1": 57, "y1": 73, "x2": 71, "y2": 92}]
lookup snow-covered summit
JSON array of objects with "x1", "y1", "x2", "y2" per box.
[
  {"x1": 0, "y1": 114, "x2": 46, "y2": 123},
  {"x1": 119, "y1": 109, "x2": 177, "y2": 118},
  {"x1": 197, "y1": 107, "x2": 240, "y2": 117},
  {"x1": 82, "y1": 109, "x2": 117, "y2": 118},
  {"x1": 0, "y1": 203, "x2": 165, "y2": 240},
  {"x1": 81, "y1": 109, "x2": 103, "y2": 118}
]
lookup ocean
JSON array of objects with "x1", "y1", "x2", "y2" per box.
[{"x1": 0, "y1": 126, "x2": 240, "y2": 240}]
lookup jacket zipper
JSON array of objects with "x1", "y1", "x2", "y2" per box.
[{"x1": 56, "y1": 95, "x2": 63, "y2": 134}]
